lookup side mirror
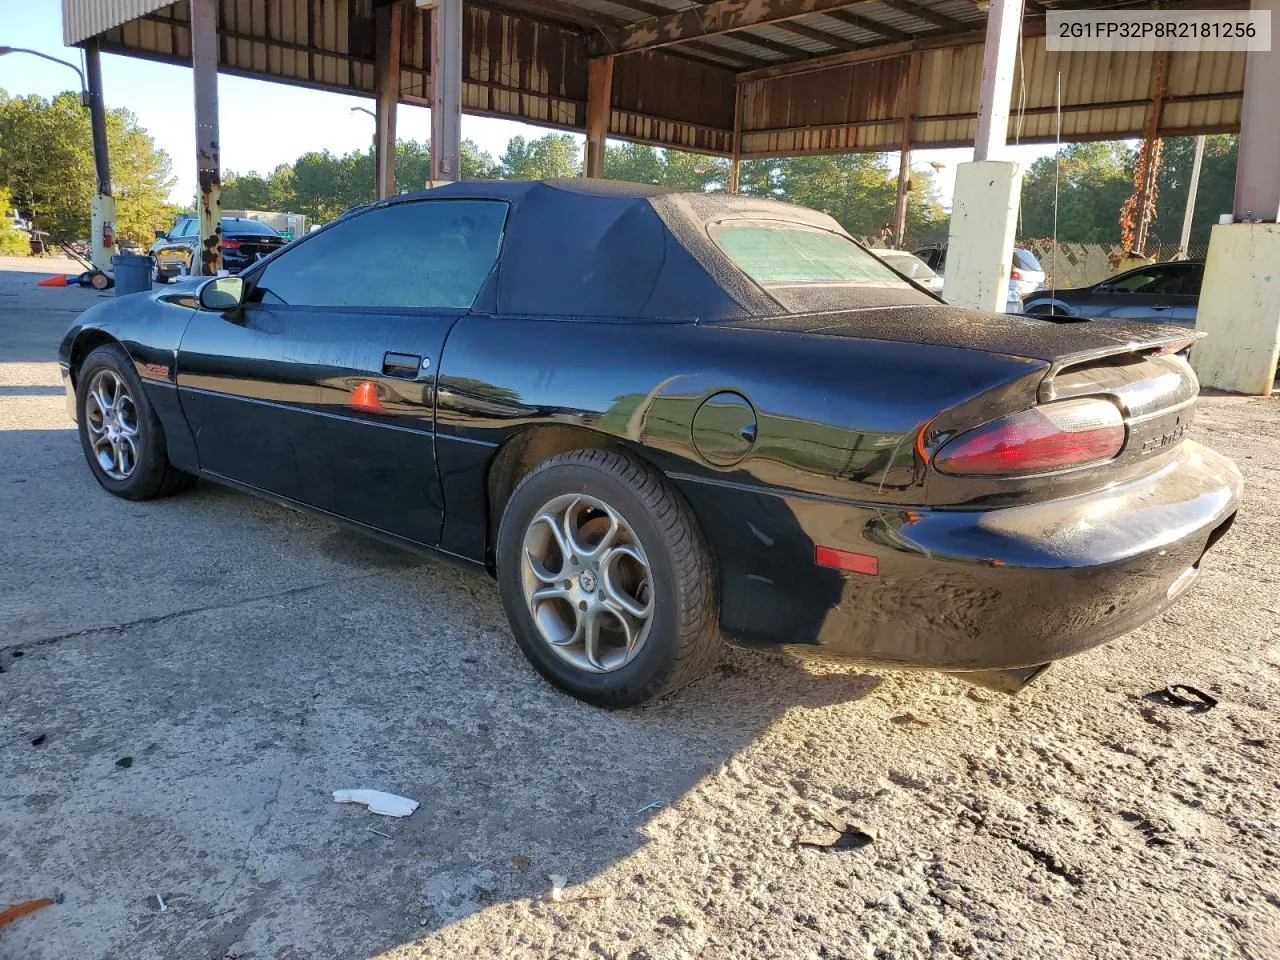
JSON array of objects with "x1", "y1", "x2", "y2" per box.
[
  {"x1": 154, "y1": 229, "x2": 167, "y2": 240},
  {"x1": 199, "y1": 276, "x2": 245, "y2": 311}
]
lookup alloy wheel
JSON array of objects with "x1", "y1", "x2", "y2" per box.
[
  {"x1": 84, "y1": 369, "x2": 140, "y2": 480},
  {"x1": 519, "y1": 493, "x2": 654, "y2": 673}
]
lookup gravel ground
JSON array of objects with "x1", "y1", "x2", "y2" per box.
[{"x1": 1, "y1": 255, "x2": 1277, "y2": 960}]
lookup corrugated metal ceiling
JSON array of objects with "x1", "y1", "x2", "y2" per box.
[{"x1": 64, "y1": 0, "x2": 1249, "y2": 158}]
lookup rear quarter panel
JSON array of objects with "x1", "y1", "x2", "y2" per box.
[{"x1": 433, "y1": 315, "x2": 1047, "y2": 560}]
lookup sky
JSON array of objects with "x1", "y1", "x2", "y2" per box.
[{"x1": 0, "y1": 1, "x2": 1055, "y2": 208}]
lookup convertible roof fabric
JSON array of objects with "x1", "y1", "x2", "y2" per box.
[{"x1": 385, "y1": 179, "x2": 846, "y2": 321}]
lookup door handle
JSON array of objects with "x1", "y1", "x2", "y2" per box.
[{"x1": 383, "y1": 352, "x2": 425, "y2": 378}]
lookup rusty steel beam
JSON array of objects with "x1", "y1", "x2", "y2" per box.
[
  {"x1": 589, "y1": 0, "x2": 902, "y2": 57},
  {"x1": 191, "y1": 0, "x2": 221, "y2": 276},
  {"x1": 892, "y1": 51, "x2": 921, "y2": 248},
  {"x1": 824, "y1": 9, "x2": 912, "y2": 42},
  {"x1": 585, "y1": 55, "x2": 614, "y2": 178},
  {"x1": 729, "y1": 82, "x2": 743, "y2": 193},
  {"x1": 422, "y1": 0, "x2": 462, "y2": 181},
  {"x1": 374, "y1": 1, "x2": 402, "y2": 199},
  {"x1": 736, "y1": 17, "x2": 1047, "y2": 83},
  {"x1": 876, "y1": 0, "x2": 965, "y2": 31},
  {"x1": 1133, "y1": 49, "x2": 1171, "y2": 252},
  {"x1": 771, "y1": 19, "x2": 860, "y2": 50}
]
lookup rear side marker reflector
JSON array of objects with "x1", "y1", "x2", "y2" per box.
[
  {"x1": 935, "y1": 398, "x2": 1125, "y2": 477},
  {"x1": 815, "y1": 546, "x2": 879, "y2": 576}
]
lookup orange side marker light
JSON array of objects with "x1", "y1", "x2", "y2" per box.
[{"x1": 815, "y1": 545, "x2": 879, "y2": 576}]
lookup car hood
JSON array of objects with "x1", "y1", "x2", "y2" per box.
[{"x1": 711, "y1": 305, "x2": 1193, "y2": 364}]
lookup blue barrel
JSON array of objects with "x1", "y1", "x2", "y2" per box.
[{"x1": 113, "y1": 254, "x2": 152, "y2": 296}]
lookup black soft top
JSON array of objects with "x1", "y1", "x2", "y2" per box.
[{"x1": 380, "y1": 178, "x2": 852, "y2": 321}]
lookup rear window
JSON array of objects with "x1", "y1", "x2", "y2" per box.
[
  {"x1": 223, "y1": 219, "x2": 280, "y2": 236},
  {"x1": 1013, "y1": 249, "x2": 1042, "y2": 272},
  {"x1": 713, "y1": 221, "x2": 913, "y2": 289}
]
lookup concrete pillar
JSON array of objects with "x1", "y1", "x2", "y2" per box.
[
  {"x1": 585, "y1": 56, "x2": 613, "y2": 179},
  {"x1": 1234, "y1": 0, "x2": 1280, "y2": 221},
  {"x1": 420, "y1": 0, "x2": 462, "y2": 182},
  {"x1": 973, "y1": 0, "x2": 1023, "y2": 162},
  {"x1": 1190, "y1": 224, "x2": 1280, "y2": 394},
  {"x1": 83, "y1": 42, "x2": 115, "y2": 273},
  {"x1": 942, "y1": 161, "x2": 1023, "y2": 313},
  {"x1": 946, "y1": 0, "x2": 1023, "y2": 311},
  {"x1": 375, "y1": 2, "x2": 402, "y2": 199},
  {"x1": 191, "y1": 0, "x2": 221, "y2": 275}
]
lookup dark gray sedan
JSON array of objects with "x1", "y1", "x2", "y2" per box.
[{"x1": 1021, "y1": 260, "x2": 1203, "y2": 325}]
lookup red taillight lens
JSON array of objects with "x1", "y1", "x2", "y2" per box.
[
  {"x1": 222, "y1": 239, "x2": 241, "y2": 249},
  {"x1": 1010, "y1": 268, "x2": 1026, "y2": 281},
  {"x1": 934, "y1": 399, "x2": 1125, "y2": 476}
]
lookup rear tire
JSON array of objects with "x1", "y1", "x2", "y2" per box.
[
  {"x1": 495, "y1": 449, "x2": 720, "y2": 707},
  {"x1": 76, "y1": 344, "x2": 196, "y2": 500}
]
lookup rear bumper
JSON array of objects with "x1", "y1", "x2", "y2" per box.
[{"x1": 679, "y1": 440, "x2": 1241, "y2": 671}]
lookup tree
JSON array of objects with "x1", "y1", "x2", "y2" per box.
[
  {"x1": 737, "y1": 152, "x2": 946, "y2": 244},
  {"x1": 499, "y1": 134, "x2": 581, "y2": 179},
  {"x1": 603, "y1": 142, "x2": 730, "y2": 191},
  {"x1": 0, "y1": 89, "x2": 176, "y2": 243},
  {"x1": 1018, "y1": 142, "x2": 1134, "y2": 243},
  {"x1": 1152, "y1": 135, "x2": 1237, "y2": 248},
  {"x1": 0, "y1": 186, "x2": 30, "y2": 255}
]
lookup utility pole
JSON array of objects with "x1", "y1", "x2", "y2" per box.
[{"x1": 1177, "y1": 135, "x2": 1206, "y2": 259}]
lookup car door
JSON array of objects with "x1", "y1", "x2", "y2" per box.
[{"x1": 175, "y1": 198, "x2": 510, "y2": 546}]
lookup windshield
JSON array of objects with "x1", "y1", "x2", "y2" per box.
[{"x1": 713, "y1": 221, "x2": 916, "y2": 288}]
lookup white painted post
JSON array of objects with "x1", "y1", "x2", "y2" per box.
[
  {"x1": 1177, "y1": 135, "x2": 1206, "y2": 259},
  {"x1": 973, "y1": 0, "x2": 1024, "y2": 162},
  {"x1": 944, "y1": 0, "x2": 1025, "y2": 311}
]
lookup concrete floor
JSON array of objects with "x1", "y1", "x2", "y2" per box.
[{"x1": 1, "y1": 255, "x2": 1278, "y2": 960}]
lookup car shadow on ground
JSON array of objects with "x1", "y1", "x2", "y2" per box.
[{"x1": 1, "y1": 427, "x2": 885, "y2": 960}]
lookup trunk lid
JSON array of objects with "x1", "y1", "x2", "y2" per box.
[
  {"x1": 712, "y1": 305, "x2": 1196, "y2": 365},
  {"x1": 226, "y1": 232, "x2": 289, "y2": 258}
]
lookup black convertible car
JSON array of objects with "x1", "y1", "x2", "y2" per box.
[{"x1": 59, "y1": 180, "x2": 1241, "y2": 706}]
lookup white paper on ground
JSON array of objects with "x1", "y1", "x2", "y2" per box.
[{"x1": 333, "y1": 789, "x2": 420, "y2": 818}]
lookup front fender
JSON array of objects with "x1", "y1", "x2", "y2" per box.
[{"x1": 59, "y1": 289, "x2": 202, "y2": 472}]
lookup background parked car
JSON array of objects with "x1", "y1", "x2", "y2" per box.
[
  {"x1": 913, "y1": 244, "x2": 1047, "y2": 301},
  {"x1": 873, "y1": 249, "x2": 944, "y2": 295},
  {"x1": 1021, "y1": 260, "x2": 1204, "y2": 326},
  {"x1": 150, "y1": 216, "x2": 290, "y2": 281}
]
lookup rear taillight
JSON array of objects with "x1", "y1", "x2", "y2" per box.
[
  {"x1": 934, "y1": 399, "x2": 1124, "y2": 476},
  {"x1": 1010, "y1": 268, "x2": 1026, "y2": 281},
  {"x1": 222, "y1": 239, "x2": 241, "y2": 249}
]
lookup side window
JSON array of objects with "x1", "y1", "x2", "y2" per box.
[
  {"x1": 252, "y1": 200, "x2": 508, "y2": 309},
  {"x1": 1110, "y1": 266, "x2": 1169, "y2": 294}
]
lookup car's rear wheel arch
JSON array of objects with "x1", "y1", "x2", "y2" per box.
[{"x1": 485, "y1": 425, "x2": 675, "y2": 572}]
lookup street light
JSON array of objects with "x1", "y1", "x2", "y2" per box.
[
  {"x1": 350, "y1": 106, "x2": 376, "y2": 119},
  {"x1": 0, "y1": 46, "x2": 90, "y2": 105}
]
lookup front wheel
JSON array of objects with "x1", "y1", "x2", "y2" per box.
[
  {"x1": 495, "y1": 449, "x2": 721, "y2": 707},
  {"x1": 76, "y1": 344, "x2": 196, "y2": 500}
]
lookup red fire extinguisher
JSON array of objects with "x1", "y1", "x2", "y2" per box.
[{"x1": 102, "y1": 219, "x2": 114, "y2": 249}]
